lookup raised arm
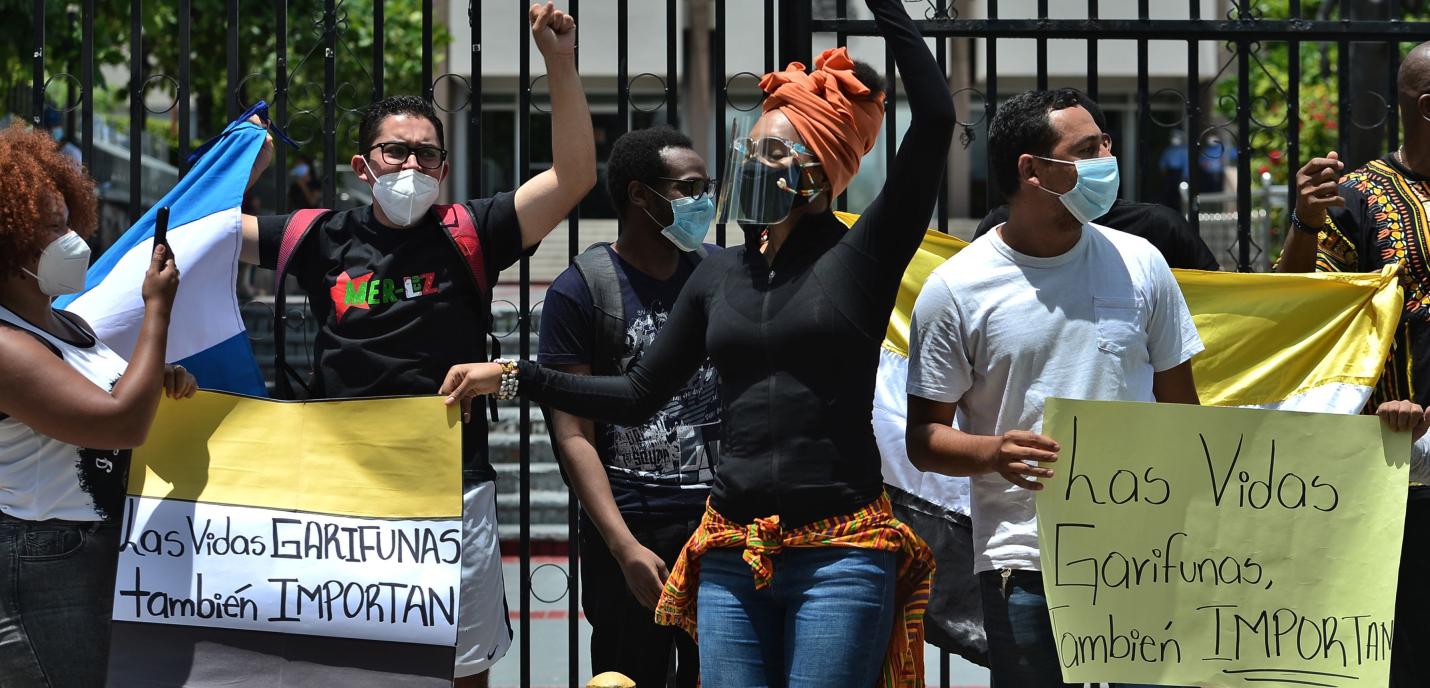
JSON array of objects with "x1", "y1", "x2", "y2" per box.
[
  {"x1": 846, "y1": 0, "x2": 956, "y2": 266},
  {"x1": 512, "y1": 2, "x2": 598, "y2": 250},
  {"x1": 1276, "y1": 152, "x2": 1345, "y2": 273}
]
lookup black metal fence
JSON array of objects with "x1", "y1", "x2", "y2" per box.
[{"x1": 11, "y1": 1, "x2": 1430, "y2": 686}]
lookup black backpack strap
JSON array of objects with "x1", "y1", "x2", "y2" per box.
[
  {"x1": 571, "y1": 243, "x2": 626, "y2": 376},
  {"x1": 272, "y1": 208, "x2": 332, "y2": 400},
  {"x1": 540, "y1": 243, "x2": 627, "y2": 490}
]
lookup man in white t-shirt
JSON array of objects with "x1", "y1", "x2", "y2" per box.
[{"x1": 904, "y1": 89, "x2": 1204, "y2": 687}]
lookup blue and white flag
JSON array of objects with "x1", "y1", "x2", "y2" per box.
[{"x1": 55, "y1": 117, "x2": 270, "y2": 396}]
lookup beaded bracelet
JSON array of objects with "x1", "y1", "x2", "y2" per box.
[
  {"x1": 1289, "y1": 210, "x2": 1322, "y2": 235},
  {"x1": 495, "y1": 358, "x2": 519, "y2": 400}
]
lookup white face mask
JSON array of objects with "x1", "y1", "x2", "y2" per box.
[
  {"x1": 22, "y1": 230, "x2": 90, "y2": 294},
  {"x1": 363, "y1": 157, "x2": 440, "y2": 227},
  {"x1": 22, "y1": 230, "x2": 91, "y2": 296}
]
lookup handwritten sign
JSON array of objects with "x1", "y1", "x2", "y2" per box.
[
  {"x1": 111, "y1": 392, "x2": 462, "y2": 646},
  {"x1": 1037, "y1": 398, "x2": 1408, "y2": 687}
]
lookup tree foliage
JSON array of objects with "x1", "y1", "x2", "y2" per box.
[
  {"x1": 1, "y1": 0, "x2": 450, "y2": 163},
  {"x1": 1217, "y1": 0, "x2": 1430, "y2": 185}
]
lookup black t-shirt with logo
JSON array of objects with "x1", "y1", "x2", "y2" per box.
[{"x1": 257, "y1": 195, "x2": 527, "y2": 482}]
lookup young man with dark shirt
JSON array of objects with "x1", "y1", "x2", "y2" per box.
[
  {"x1": 238, "y1": 6, "x2": 595, "y2": 685},
  {"x1": 537, "y1": 127, "x2": 719, "y2": 688}
]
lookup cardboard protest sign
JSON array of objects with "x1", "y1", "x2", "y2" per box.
[
  {"x1": 106, "y1": 392, "x2": 462, "y2": 687},
  {"x1": 1037, "y1": 398, "x2": 1408, "y2": 687}
]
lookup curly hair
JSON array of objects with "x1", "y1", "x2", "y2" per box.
[
  {"x1": 605, "y1": 126, "x2": 695, "y2": 215},
  {"x1": 0, "y1": 123, "x2": 98, "y2": 278},
  {"x1": 850, "y1": 60, "x2": 886, "y2": 101}
]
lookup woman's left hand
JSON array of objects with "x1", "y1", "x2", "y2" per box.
[
  {"x1": 439, "y1": 362, "x2": 505, "y2": 423},
  {"x1": 163, "y1": 364, "x2": 199, "y2": 400}
]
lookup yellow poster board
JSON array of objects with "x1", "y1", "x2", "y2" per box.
[
  {"x1": 1037, "y1": 398, "x2": 1409, "y2": 687},
  {"x1": 129, "y1": 391, "x2": 462, "y2": 518}
]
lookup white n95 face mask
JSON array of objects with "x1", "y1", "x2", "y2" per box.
[
  {"x1": 364, "y1": 158, "x2": 440, "y2": 227},
  {"x1": 22, "y1": 230, "x2": 91, "y2": 296}
]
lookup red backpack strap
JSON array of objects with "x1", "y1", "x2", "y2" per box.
[
  {"x1": 435, "y1": 203, "x2": 489, "y2": 298},
  {"x1": 271, "y1": 208, "x2": 331, "y2": 400},
  {"x1": 274, "y1": 208, "x2": 332, "y2": 294}
]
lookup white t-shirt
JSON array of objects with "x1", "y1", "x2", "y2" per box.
[
  {"x1": 0, "y1": 305, "x2": 131, "y2": 521},
  {"x1": 907, "y1": 223, "x2": 1204, "y2": 573}
]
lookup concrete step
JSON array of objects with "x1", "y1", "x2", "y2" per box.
[
  {"x1": 494, "y1": 462, "x2": 568, "y2": 493},
  {"x1": 488, "y1": 432, "x2": 555, "y2": 464},
  {"x1": 497, "y1": 523, "x2": 573, "y2": 542},
  {"x1": 496, "y1": 489, "x2": 571, "y2": 527}
]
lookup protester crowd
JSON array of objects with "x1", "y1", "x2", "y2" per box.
[{"x1": 1, "y1": 1, "x2": 1428, "y2": 687}]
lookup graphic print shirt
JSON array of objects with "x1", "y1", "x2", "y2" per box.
[
  {"x1": 0, "y1": 305, "x2": 131, "y2": 521},
  {"x1": 1316, "y1": 156, "x2": 1430, "y2": 407},
  {"x1": 538, "y1": 245, "x2": 721, "y2": 519},
  {"x1": 257, "y1": 195, "x2": 528, "y2": 482}
]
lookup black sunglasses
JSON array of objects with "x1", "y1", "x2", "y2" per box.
[
  {"x1": 655, "y1": 177, "x2": 717, "y2": 200},
  {"x1": 366, "y1": 141, "x2": 448, "y2": 170}
]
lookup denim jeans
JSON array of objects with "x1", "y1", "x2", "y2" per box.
[
  {"x1": 0, "y1": 515, "x2": 121, "y2": 688},
  {"x1": 979, "y1": 569, "x2": 1171, "y2": 688},
  {"x1": 696, "y1": 547, "x2": 896, "y2": 688},
  {"x1": 581, "y1": 515, "x2": 701, "y2": 688}
]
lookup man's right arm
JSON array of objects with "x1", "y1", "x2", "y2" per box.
[
  {"x1": 241, "y1": 214, "x2": 262, "y2": 266},
  {"x1": 547, "y1": 365, "x2": 669, "y2": 610},
  {"x1": 903, "y1": 274, "x2": 1059, "y2": 490},
  {"x1": 1276, "y1": 152, "x2": 1345, "y2": 273},
  {"x1": 905, "y1": 396, "x2": 1059, "y2": 490}
]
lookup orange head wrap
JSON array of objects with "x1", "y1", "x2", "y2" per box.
[{"x1": 758, "y1": 47, "x2": 885, "y2": 199}]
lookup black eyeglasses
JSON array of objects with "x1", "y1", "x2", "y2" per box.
[
  {"x1": 655, "y1": 177, "x2": 717, "y2": 200},
  {"x1": 366, "y1": 141, "x2": 448, "y2": 169}
]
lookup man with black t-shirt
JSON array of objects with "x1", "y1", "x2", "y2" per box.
[
  {"x1": 973, "y1": 91, "x2": 1220, "y2": 271},
  {"x1": 237, "y1": 5, "x2": 595, "y2": 685},
  {"x1": 538, "y1": 127, "x2": 719, "y2": 688}
]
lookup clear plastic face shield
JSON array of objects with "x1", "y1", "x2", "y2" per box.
[{"x1": 715, "y1": 118, "x2": 823, "y2": 226}]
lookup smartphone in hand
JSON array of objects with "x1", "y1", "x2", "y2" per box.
[{"x1": 153, "y1": 206, "x2": 172, "y2": 259}]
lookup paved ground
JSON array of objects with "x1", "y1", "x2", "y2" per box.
[{"x1": 489, "y1": 556, "x2": 991, "y2": 688}]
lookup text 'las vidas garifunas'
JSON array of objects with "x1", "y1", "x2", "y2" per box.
[
  {"x1": 109, "y1": 392, "x2": 464, "y2": 647},
  {"x1": 1035, "y1": 398, "x2": 1409, "y2": 688}
]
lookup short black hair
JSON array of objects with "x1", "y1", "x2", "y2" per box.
[
  {"x1": 357, "y1": 95, "x2": 444, "y2": 155},
  {"x1": 1070, "y1": 90, "x2": 1109, "y2": 134},
  {"x1": 988, "y1": 88, "x2": 1086, "y2": 197},
  {"x1": 850, "y1": 60, "x2": 886, "y2": 101},
  {"x1": 606, "y1": 127, "x2": 696, "y2": 215}
]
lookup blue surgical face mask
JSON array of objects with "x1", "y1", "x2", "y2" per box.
[
  {"x1": 644, "y1": 184, "x2": 714, "y2": 252},
  {"x1": 1034, "y1": 154, "x2": 1120, "y2": 225}
]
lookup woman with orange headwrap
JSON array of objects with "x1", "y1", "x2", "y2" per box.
[{"x1": 440, "y1": 1, "x2": 954, "y2": 684}]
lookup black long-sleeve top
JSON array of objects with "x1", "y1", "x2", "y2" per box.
[{"x1": 520, "y1": 0, "x2": 955, "y2": 528}]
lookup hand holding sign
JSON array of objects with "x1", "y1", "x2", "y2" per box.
[
  {"x1": 1376, "y1": 399, "x2": 1430, "y2": 441},
  {"x1": 985, "y1": 429, "x2": 1060, "y2": 490}
]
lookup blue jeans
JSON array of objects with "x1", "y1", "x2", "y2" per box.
[
  {"x1": 697, "y1": 547, "x2": 896, "y2": 688},
  {"x1": 0, "y1": 515, "x2": 121, "y2": 687},
  {"x1": 979, "y1": 569, "x2": 1170, "y2": 688}
]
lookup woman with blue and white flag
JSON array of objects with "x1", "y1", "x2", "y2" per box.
[{"x1": 0, "y1": 123, "x2": 198, "y2": 687}]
